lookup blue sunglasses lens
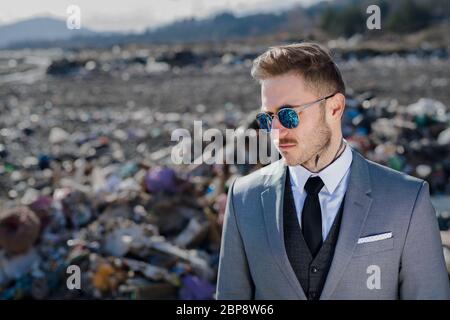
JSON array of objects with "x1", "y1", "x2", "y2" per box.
[
  {"x1": 278, "y1": 108, "x2": 299, "y2": 128},
  {"x1": 256, "y1": 113, "x2": 272, "y2": 131}
]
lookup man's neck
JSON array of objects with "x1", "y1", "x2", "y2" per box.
[{"x1": 302, "y1": 135, "x2": 345, "y2": 173}]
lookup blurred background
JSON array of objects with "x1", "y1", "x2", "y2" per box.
[{"x1": 0, "y1": 0, "x2": 449, "y2": 299}]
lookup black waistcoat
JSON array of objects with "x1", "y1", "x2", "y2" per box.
[{"x1": 283, "y1": 168, "x2": 345, "y2": 300}]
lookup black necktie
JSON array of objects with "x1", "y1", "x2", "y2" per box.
[{"x1": 301, "y1": 176, "x2": 324, "y2": 257}]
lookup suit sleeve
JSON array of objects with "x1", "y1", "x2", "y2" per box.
[
  {"x1": 399, "y1": 181, "x2": 450, "y2": 299},
  {"x1": 216, "y1": 179, "x2": 254, "y2": 299}
]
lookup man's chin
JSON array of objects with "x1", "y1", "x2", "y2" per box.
[{"x1": 281, "y1": 154, "x2": 301, "y2": 167}]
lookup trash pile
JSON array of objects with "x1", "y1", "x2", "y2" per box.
[
  {"x1": 0, "y1": 160, "x2": 241, "y2": 299},
  {"x1": 43, "y1": 45, "x2": 258, "y2": 78},
  {"x1": 343, "y1": 95, "x2": 450, "y2": 195},
  {"x1": 0, "y1": 51, "x2": 253, "y2": 298}
]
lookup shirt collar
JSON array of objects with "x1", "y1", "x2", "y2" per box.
[{"x1": 288, "y1": 141, "x2": 353, "y2": 195}]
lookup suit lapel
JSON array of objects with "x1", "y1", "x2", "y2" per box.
[
  {"x1": 320, "y1": 150, "x2": 373, "y2": 299},
  {"x1": 261, "y1": 161, "x2": 307, "y2": 299}
]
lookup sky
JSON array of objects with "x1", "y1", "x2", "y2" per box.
[{"x1": 0, "y1": 0, "x2": 321, "y2": 32}]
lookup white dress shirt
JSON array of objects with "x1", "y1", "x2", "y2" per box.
[{"x1": 288, "y1": 142, "x2": 353, "y2": 240}]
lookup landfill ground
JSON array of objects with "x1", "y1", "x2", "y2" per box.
[{"x1": 0, "y1": 44, "x2": 449, "y2": 299}]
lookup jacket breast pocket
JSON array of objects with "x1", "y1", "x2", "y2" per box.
[{"x1": 353, "y1": 237, "x2": 394, "y2": 257}]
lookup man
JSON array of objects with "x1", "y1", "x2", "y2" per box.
[{"x1": 216, "y1": 43, "x2": 450, "y2": 300}]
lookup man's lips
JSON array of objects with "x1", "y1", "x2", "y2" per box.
[{"x1": 277, "y1": 143, "x2": 296, "y2": 150}]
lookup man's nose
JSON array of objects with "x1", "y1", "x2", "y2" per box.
[{"x1": 272, "y1": 117, "x2": 288, "y2": 136}]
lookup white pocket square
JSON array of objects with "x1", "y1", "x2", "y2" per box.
[{"x1": 357, "y1": 232, "x2": 392, "y2": 244}]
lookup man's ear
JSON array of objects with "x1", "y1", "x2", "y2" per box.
[{"x1": 328, "y1": 93, "x2": 345, "y2": 119}]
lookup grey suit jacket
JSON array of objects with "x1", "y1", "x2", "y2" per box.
[{"x1": 216, "y1": 149, "x2": 450, "y2": 299}]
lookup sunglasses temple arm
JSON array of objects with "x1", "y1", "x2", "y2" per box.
[
  {"x1": 294, "y1": 100, "x2": 320, "y2": 113},
  {"x1": 295, "y1": 94, "x2": 334, "y2": 113}
]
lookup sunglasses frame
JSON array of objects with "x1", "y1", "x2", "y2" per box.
[{"x1": 256, "y1": 92, "x2": 338, "y2": 131}]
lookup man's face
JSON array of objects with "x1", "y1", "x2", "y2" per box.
[{"x1": 261, "y1": 72, "x2": 332, "y2": 167}]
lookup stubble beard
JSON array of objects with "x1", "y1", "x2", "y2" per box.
[{"x1": 282, "y1": 108, "x2": 332, "y2": 167}]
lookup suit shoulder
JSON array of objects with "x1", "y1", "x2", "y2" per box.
[
  {"x1": 232, "y1": 160, "x2": 283, "y2": 195},
  {"x1": 365, "y1": 158, "x2": 425, "y2": 193}
]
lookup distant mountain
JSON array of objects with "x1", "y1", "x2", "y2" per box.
[
  {"x1": 2, "y1": 11, "x2": 291, "y2": 49},
  {"x1": 141, "y1": 11, "x2": 287, "y2": 43},
  {"x1": 0, "y1": 16, "x2": 96, "y2": 48}
]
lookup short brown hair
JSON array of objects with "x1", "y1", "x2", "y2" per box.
[{"x1": 251, "y1": 42, "x2": 345, "y2": 96}]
